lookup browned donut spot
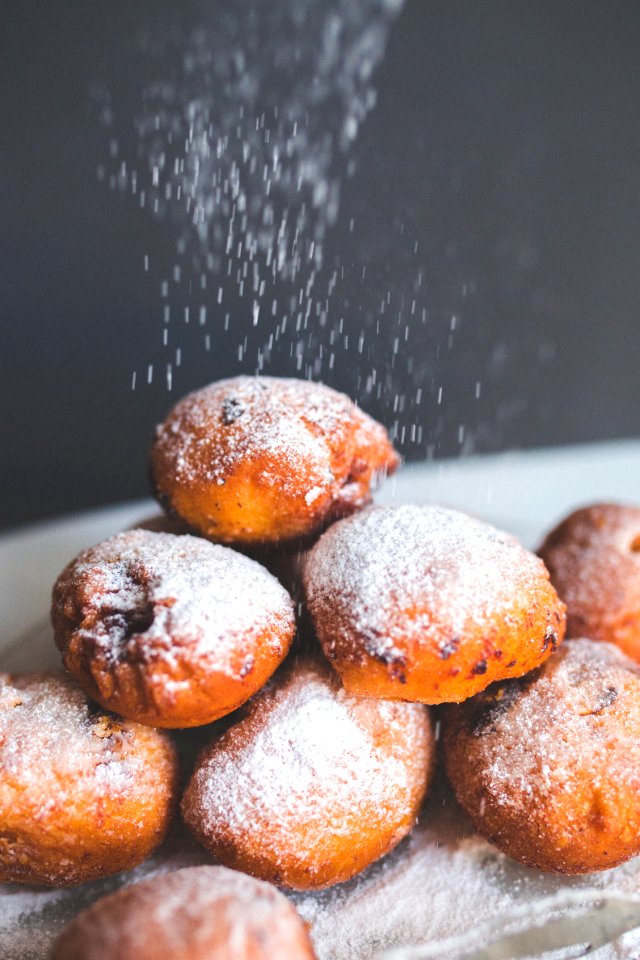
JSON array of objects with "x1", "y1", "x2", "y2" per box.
[
  {"x1": 302, "y1": 505, "x2": 566, "y2": 704},
  {"x1": 539, "y1": 502, "x2": 640, "y2": 661},
  {"x1": 149, "y1": 376, "x2": 399, "y2": 545},
  {"x1": 51, "y1": 866, "x2": 317, "y2": 960},
  {"x1": 52, "y1": 529, "x2": 296, "y2": 727},
  {"x1": 442, "y1": 638, "x2": 640, "y2": 874},
  {"x1": 0, "y1": 671, "x2": 178, "y2": 886},
  {"x1": 181, "y1": 657, "x2": 434, "y2": 890}
]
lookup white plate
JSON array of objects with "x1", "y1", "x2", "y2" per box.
[{"x1": 3, "y1": 440, "x2": 640, "y2": 960}]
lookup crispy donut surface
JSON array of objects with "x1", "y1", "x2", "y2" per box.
[
  {"x1": 0, "y1": 671, "x2": 178, "y2": 886},
  {"x1": 303, "y1": 505, "x2": 566, "y2": 704},
  {"x1": 52, "y1": 529, "x2": 296, "y2": 727},
  {"x1": 150, "y1": 376, "x2": 399, "y2": 544},
  {"x1": 181, "y1": 656, "x2": 433, "y2": 890},
  {"x1": 442, "y1": 638, "x2": 640, "y2": 874},
  {"x1": 539, "y1": 502, "x2": 640, "y2": 660},
  {"x1": 51, "y1": 865, "x2": 317, "y2": 960}
]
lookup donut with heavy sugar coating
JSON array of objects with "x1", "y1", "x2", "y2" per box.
[
  {"x1": 303, "y1": 504, "x2": 566, "y2": 704},
  {"x1": 52, "y1": 529, "x2": 296, "y2": 728},
  {"x1": 540, "y1": 502, "x2": 640, "y2": 661},
  {"x1": 51, "y1": 865, "x2": 317, "y2": 960},
  {"x1": 181, "y1": 656, "x2": 434, "y2": 890},
  {"x1": 442, "y1": 638, "x2": 640, "y2": 874},
  {"x1": 0, "y1": 671, "x2": 178, "y2": 886},
  {"x1": 150, "y1": 376, "x2": 399, "y2": 545}
]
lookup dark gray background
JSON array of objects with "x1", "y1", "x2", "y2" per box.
[{"x1": 3, "y1": 0, "x2": 640, "y2": 531}]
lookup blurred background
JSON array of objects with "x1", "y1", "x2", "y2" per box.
[{"x1": 2, "y1": 0, "x2": 640, "y2": 531}]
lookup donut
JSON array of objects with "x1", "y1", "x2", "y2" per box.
[
  {"x1": 51, "y1": 865, "x2": 316, "y2": 960},
  {"x1": 442, "y1": 638, "x2": 640, "y2": 874},
  {"x1": 0, "y1": 671, "x2": 178, "y2": 886},
  {"x1": 181, "y1": 656, "x2": 433, "y2": 889},
  {"x1": 539, "y1": 503, "x2": 640, "y2": 660},
  {"x1": 149, "y1": 376, "x2": 399, "y2": 545},
  {"x1": 51, "y1": 529, "x2": 296, "y2": 728},
  {"x1": 302, "y1": 505, "x2": 566, "y2": 704}
]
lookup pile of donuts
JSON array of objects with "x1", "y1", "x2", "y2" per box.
[{"x1": 5, "y1": 376, "x2": 640, "y2": 959}]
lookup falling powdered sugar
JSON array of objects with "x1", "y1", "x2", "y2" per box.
[{"x1": 93, "y1": 0, "x2": 405, "y2": 383}]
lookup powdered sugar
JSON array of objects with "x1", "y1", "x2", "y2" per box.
[
  {"x1": 305, "y1": 504, "x2": 551, "y2": 653},
  {"x1": 0, "y1": 673, "x2": 137, "y2": 799}
]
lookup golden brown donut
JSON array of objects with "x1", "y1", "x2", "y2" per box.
[
  {"x1": 0, "y1": 671, "x2": 178, "y2": 886},
  {"x1": 51, "y1": 865, "x2": 317, "y2": 960},
  {"x1": 181, "y1": 656, "x2": 433, "y2": 889},
  {"x1": 149, "y1": 376, "x2": 399, "y2": 545},
  {"x1": 539, "y1": 502, "x2": 640, "y2": 660},
  {"x1": 442, "y1": 638, "x2": 640, "y2": 874},
  {"x1": 302, "y1": 505, "x2": 566, "y2": 704},
  {"x1": 52, "y1": 529, "x2": 296, "y2": 728}
]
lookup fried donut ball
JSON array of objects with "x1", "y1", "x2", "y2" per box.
[
  {"x1": 302, "y1": 505, "x2": 566, "y2": 704},
  {"x1": 52, "y1": 529, "x2": 296, "y2": 728},
  {"x1": 0, "y1": 671, "x2": 178, "y2": 886},
  {"x1": 442, "y1": 638, "x2": 640, "y2": 874},
  {"x1": 150, "y1": 376, "x2": 399, "y2": 545},
  {"x1": 539, "y1": 503, "x2": 640, "y2": 661},
  {"x1": 181, "y1": 656, "x2": 433, "y2": 889},
  {"x1": 51, "y1": 866, "x2": 316, "y2": 960}
]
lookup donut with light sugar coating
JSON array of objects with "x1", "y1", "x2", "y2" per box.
[
  {"x1": 52, "y1": 529, "x2": 296, "y2": 728},
  {"x1": 0, "y1": 671, "x2": 178, "y2": 886},
  {"x1": 150, "y1": 376, "x2": 399, "y2": 545},
  {"x1": 442, "y1": 638, "x2": 640, "y2": 874},
  {"x1": 539, "y1": 502, "x2": 640, "y2": 661},
  {"x1": 302, "y1": 504, "x2": 566, "y2": 704},
  {"x1": 51, "y1": 865, "x2": 317, "y2": 960},
  {"x1": 181, "y1": 656, "x2": 434, "y2": 890}
]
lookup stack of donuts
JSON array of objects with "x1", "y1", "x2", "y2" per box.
[{"x1": 4, "y1": 376, "x2": 640, "y2": 959}]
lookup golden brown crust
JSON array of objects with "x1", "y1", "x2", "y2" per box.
[
  {"x1": 51, "y1": 530, "x2": 296, "y2": 728},
  {"x1": 149, "y1": 376, "x2": 399, "y2": 545},
  {"x1": 0, "y1": 671, "x2": 178, "y2": 886},
  {"x1": 181, "y1": 657, "x2": 433, "y2": 890},
  {"x1": 51, "y1": 866, "x2": 317, "y2": 960},
  {"x1": 442, "y1": 638, "x2": 640, "y2": 874},
  {"x1": 539, "y1": 502, "x2": 640, "y2": 660},
  {"x1": 303, "y1": 505, "x2": 566, "y2": 704}
]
